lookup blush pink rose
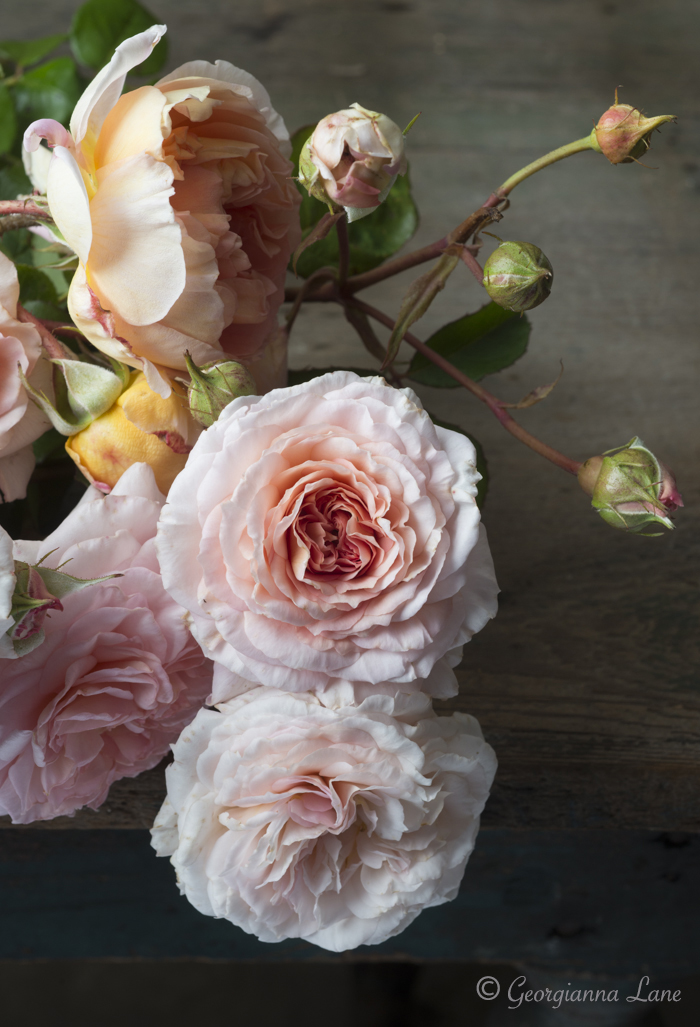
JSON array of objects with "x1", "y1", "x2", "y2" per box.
[
  {"x1": 156, "y1": 371, "x2": 498, "y2": 694},
  {"x1": 24, "y1": 27, "x2": 301, "y2": 397},
  {"x1": 151, "y1": 688, "x2": 497, "y2": 951},
  {"x1": 0, "y1": 463, "x2": 213, "y2": 824},
  {"x1": 0, "y1": 251, "x2": 52, "y2": 502}
]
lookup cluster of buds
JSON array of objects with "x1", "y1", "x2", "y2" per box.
[
  {"x1": 578, "y1": 438, "x2": 683, "y2": 534},
  {"x1": 299, "y1": 103, "x2": 406, "y2": 221},
  {"x1": 482, "y1": 241, "x2": 553, "y2": 312},
  {"x1": 590, "y1": 97, "x2": 676, "y2": 165}
]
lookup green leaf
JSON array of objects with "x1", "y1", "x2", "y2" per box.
[
  {"x1": 71, "y1": 0, "x2": 167, "y2": 74},
  {"x1": 289, "y1": 124, "x2": 419, "y2": 278},
  {"x1": 0, "y1": 34, "x2": 68, "y2": 68},
  {"x1": 32, "y1": 428, "x2": 68, "y2": 464},
  {"x1": 408, "y1": 302, "x2": 530, "y2": 387},
  {"x1": 12, "y1": 57, "x2": 82, "y2": 128},
  {"x1": 429, "y1": 414, "x2": 489, "y2": 509},
  {"x1": 0, "y1": 156, "x2": 31, "y2": 199},
  {"x1": 0, "y1": 228, "x2": 32, "y2": 264},
  {"x1": 0, "y1": 85, "x2": 17, "y2": 155},
  {"x1": 15, "y1": 262, "x2": 67, "y2": 320}
]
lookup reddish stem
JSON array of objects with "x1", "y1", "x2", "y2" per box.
[
  {"x1": 16, "y1": 305, "x2": 73, "y2": 359},
  {"x1": 0, "y1": 200, "x2": 53, "y2": 220},
  {"x1": 350, "y1": 297, "x2": 581, "y2": 476}
]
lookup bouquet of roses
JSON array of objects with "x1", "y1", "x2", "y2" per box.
[{"x1": 0, "y1": 2, "x2": 681, "y2": 952}]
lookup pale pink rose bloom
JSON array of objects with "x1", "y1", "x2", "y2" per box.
[
  {"x1": 151, "y1": 687, "x2": 497, "y2": 951},
  {"x1": 303, "y1": 103, "x2": 406, "y2": 218},
  {"x1": 157, "y1": 372, "x2": 498, "y2": 694},
  {"x1": 0, "y1": 251, "x2": 52, "y2": 502},
  {"x1": 0, "y1": 464, "x2": 213, "y2": 824},
  {"x1": 24, "y1": 26, "x2": 300, "y2": 398}
]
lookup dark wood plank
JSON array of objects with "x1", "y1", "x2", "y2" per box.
[{"x1": 1, "y1": 828, "x2": 698, "y2": 975}]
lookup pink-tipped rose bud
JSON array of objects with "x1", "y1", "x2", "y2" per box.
[
  {"x1": 590, "y1": 98, "x2": 675, "y2": 165},
  {"x1": 299, "y1": 103, "x2": 406, "y2": 221},
  {"x1": 578, "y1": 437, "x2": 683, "y2": 534}
]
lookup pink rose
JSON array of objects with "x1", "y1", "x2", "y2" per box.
[
  {"x1": 300, "y1": 103, "x2": 406, "y2": 218},
  {"x1": 0, "y1": 464, "x2": 212, "y2": 824},
  {"x1": 151, "y1": 688, "x2": 497, "y2": 951},
  {"x1": 157, "y1": 372, "x2": 498, "y2": 694},
  {"x1": 0, "y1": 252, "x2": 52, "y2": 502},
  {"x1": 24, "y1": 27, "x2": 300, "y2": 397}
]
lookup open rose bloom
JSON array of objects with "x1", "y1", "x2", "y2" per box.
[
  {"x1": 157, "y1": 371, "x2": 498, "y2": 697},
  {"x1": 0, "y1": 252, "x2": 52, "y2": 502},
  {"x1": 151, "y1": 688, "x2": 497, "y2": 951},
  {"x1": 0, "y1": 464, "x2": 212, "y2": 823},
  {"x1": 24, "y1": 27, "x2": 300, "y2": 397}
]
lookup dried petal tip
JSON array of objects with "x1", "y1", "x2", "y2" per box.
[
  {"x1": 483, "y1": 241, "x2": 553, "y2": 312},
  {"x1": 578, "y1": 437, "x2": 683, "y2": 535},
  {"x1": 185, "y1": 352, "x2": 257, "y2": 428},
  {"x1": 590, "y1": 99, "x2": 676, "y2": 165}
]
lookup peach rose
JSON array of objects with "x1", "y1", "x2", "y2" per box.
[
  {"x1": 24, "y1": 26, "x2": 300, "y2": 397},
  {"x1": 0, "y1": 252, "x2": 52, "y2": 503},
  {"x1": 156, "y1": 371, "x2": 498, "y2": 694},
  {"x1": 0, "y1": 464, "x2": 212, "y2": 823},
  {"x1": 151, "y1": 688, "x2": 497, "y2": 951}
]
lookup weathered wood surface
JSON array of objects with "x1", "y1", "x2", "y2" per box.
[{"x1": 1, "y1": 0, "x2": 699, "y2": 839}]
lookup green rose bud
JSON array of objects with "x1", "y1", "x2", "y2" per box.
[
  {"x1": 590, "y1": 99, "x2": 676, "y2": 165},
  {"x1": 577, "y1": 437, "x2": 683, "y2": 535},
  {"x1": 185, "y1": 352, "x2": 257, "y2": 428},
  {"x1": 482, "y1": 241, "x2": 553, "y2": 312},
  {"x1": 8, "y1": 560, "x2": 122, "y2": 657}
]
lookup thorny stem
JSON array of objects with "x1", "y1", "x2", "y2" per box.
[
  {"x1": 484, "y1": 135, "x2": 595, "y2": 207},
  {"x1": 348, "y1": 297, "x2": 582, "y2": 476}
]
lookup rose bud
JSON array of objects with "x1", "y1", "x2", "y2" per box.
[
  {"x1": 577, "y1": 437, "x2": 683, "y2": 534},
  {"x1": 185, "y1": 352, "x2": 257, "y2": 428},
  {"x1": 591, "y1": 98, "x2": 676, "y2": 164},
  {"x1": 6, "y1": 557, "x2": 120, "y2": 658},
  {"x1": 482, "y1": 241, "x2": 553, "y2": 312},
  {"x1": 66, "y1": 371, "x2": 201, "y2": 495},
  {"x1": 299, "y1": 103, "x2": 406, "y2": 221}
]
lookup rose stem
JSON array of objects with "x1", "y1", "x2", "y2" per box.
[
  {"x1": 16, "y1": 304, "x2": 74, "y2": 359},
  {"x1": 336, "y1": 214, "x2": 350, "y2": 290},
  {"x1": 483, "y1": 135, "x2": 595, "y2": 207},
  {"x1": 316, "y1": 135, "x2": 596, "y2": 295},
  {"x1": 349, "y1": 296, "x2": 581, "y2": 475},
  {"x1": 460, "y1": 247, "x2": 485, "y2": 284}
]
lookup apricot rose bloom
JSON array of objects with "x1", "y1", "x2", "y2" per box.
[
  {"x1": 24, "y1": 26, "x2": 300, "y2": 397},
  {"x1": 156, "y1": 371, "x2": 498, "y2": 695},
  {"x1": 0, "y1": 252, "x2": 52, "y2": 503},
  {"x1": 151, "y1": 688, "x2": 497, "y2": 951},
  {"x1": 0, "y1": 464, "x2": 212, "y2": 823}
]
